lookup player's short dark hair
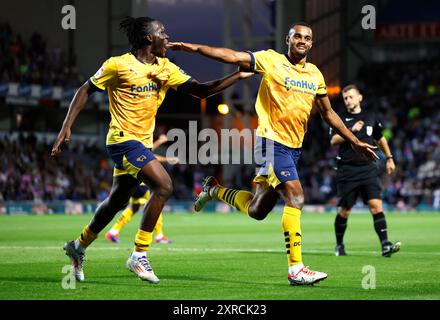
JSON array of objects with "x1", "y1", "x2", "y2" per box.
[
  {"x1": 120, "y1": 16, "x2": 156, "y2": 50},
  {"x1": 288, "y1": 22, "x2": 312, "y2": 36},
  {"x1": 290, "y1": 21, "x2": 312, "y2": 29},
  {"x1": 342, "y1": 84, "x2": 361, "y2": 94}
]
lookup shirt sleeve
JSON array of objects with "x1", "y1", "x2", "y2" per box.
[
  {"x1": 165, "y1": 62, "x2": 192, "y2": 90},
  {"x1": 316, "y1": 70, "x2": 327, "y2": 96},
  {"x1": 373, "y1": 116, "x2": 384, "y2": 140},
  {"x1": 89, "y1": 58, "x2": 118, "y2": 91},
  {"x1": 249, "y1": 49, "x2": 274, "y2": 74}
]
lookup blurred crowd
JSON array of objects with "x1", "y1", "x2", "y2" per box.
[
  {"x1": 0, "y1": 133, "x2": 202, "y2": 203},
  {"x1": 0, "y1": 22, "x2": 83, "y2": 87},
  {"x1": 356, "y1": 57, "x2": 440, "y2": 210},
  {"x1": 0, "y1": 134, "x2": 113, "y2": 202}
]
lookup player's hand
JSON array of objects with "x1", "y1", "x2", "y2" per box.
[
  {"x1": 167, "y1": 157, "x2": 180, "y2": 165},
  {"x1": 351, "y1": 121, "x2": 364, "y2": 133},
  {"x1": 386, "y1": 158, "x2": 396, "y2": 174},
  {"x1": 238, "y1": 71, "x2": 255, "y2": 79},
  {"x1": 166, "y1": 42, "x2": 197, "y2": 53},
  {"x1": 157, "y1": 134, "x2": 168, "y2": 144},
  {"x1": 51, "y1": 127, "x2": 71, "y2": 156},
  {"x1": 351, "y1": 141, "x2": 379, "y2": 161},
  {"x1": 237, "y1": 66, "x2": 256, "y2": 80}
]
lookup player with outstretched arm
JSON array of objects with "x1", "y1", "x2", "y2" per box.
[
  {"x1": 51, "y1": 16, "x2": 253, "y2": 284},
  {"x1": 167, "y1": 22, "x2": 379, "y2": 286}
]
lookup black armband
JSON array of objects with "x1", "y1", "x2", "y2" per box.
[{"x1": 86, "y1": 79, "x2": 103, "y2": 95}]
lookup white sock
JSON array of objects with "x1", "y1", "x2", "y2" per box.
[
  {"x1": 74, "y1": 239, "x2": 85, "y2": 253},
  {"x1": 155, "y1": 233, "x2": 164, "y2": 239},
  {"x1": 289, "y1": 263, "x2": 305, "y2": 275},
  {"x1": 109, "y1": 228, "x2": 119, "y2": 235},
  {"x1": 131, "y1": 251, "x2": 147, "y2": 259}
]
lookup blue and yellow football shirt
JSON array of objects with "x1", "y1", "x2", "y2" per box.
[
  {"x1": 90, "y1": 52, "x2": 191, "y2": 148},
  {"x1": 249, "y1": 49, "x2": 327, "y2": 148}
]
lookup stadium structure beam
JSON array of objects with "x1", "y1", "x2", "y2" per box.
[
  {"x1": 107, "y1": 0, "x2": 134, "y2": 57},
  {"x1": 340, "y1": 0, "x2": 387, "y2": 83},
  {"x1": 275, "y1": 0, "x2": 305, "y2": 53},
  {"x1": 222, "y1": 0, "x2": 277, "y2": 114}
]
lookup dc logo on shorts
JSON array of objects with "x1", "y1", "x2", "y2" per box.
[
  {"x1": 136, "y1": 155, "x2": 147, "y2": 162},
  {"x1": 280, "y1": 171, "x2": 291, "y2": 177}
]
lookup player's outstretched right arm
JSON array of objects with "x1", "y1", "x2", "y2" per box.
[
  {"x1": 167, "y1": 42, "x2": 252, "y2": 70},
  {"x1": 51, "y1": 81, "x2": 92, "y2": 156},
  {"x1": 316, "y1": 95, "x2": 379, "y2": 161}
]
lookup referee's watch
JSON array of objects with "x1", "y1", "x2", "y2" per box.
[{"x1": 386, "y1": 156, "x2": 393, "y2": 161}]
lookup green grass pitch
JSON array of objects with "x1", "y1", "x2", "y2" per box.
[{"x1": 0, "y1": 212, "x2": 439, "y2": 300}]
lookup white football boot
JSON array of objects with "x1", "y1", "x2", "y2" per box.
[
  {"x1": 126, "y1": 255, "x2": 160, "y2": 283},
  {"x1": 288, "y1": 266, "x2": 328, "y2": 286},
  {"x1": 194, "y1": 176, "x2": 218, "y2": 212},
  {"x1": 63, "y1": 240, "x2": 85, "y2": 282}
]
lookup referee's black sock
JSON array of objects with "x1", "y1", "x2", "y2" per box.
[
  {"x1": 373, "y1": 212, "x2": 388, "y2": 245},
  {"x1": 334, "y1": 214, "x2": 348, "y2": 245}
]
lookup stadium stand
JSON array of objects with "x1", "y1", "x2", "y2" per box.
[{"x1": 0, "y1": 22, "x2": 83, "y2": 86}]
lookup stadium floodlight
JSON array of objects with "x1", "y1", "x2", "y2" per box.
[{"x1": 217, "y1": 104, "x2": 230, "y2": 115}]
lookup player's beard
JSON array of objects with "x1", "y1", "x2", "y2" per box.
[
  {"x1": 292, "y1": 51, "x2": 307, "y2": 60},
  {"x1": 290, "y1": 46, "x2": 310, "y2": 60}
]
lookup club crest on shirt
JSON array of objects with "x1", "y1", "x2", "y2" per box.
[
  {"x1": 366, "y1": 126, "x2": 373, "y2": 136},
  {"x1": 280, "y1": 171, "x2": 291, "y2": 177},
  {"x1": 93, "y1": 66, "x2": 104, "y2": 79}
]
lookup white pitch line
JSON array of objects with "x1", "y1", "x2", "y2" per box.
[{"x1": 0, "y1": 246, "x2": 439, "y2": 256}]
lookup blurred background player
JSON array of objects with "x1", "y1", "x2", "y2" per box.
[
  {"x1": 51, "y1": 16, "x2": 253, "y2": 284},
  {"x1": 167, "y1": 22, "x2": 379, "y2": 286},
  {"x1": 106, "y1": 134, "x2": 178, "y2": 244},
  {"x1": 106, "y1": 185, "x2": 173, "y2": 244},
  {"x1": 330, "y1": 84, "x2": 401, "y2": 257}
]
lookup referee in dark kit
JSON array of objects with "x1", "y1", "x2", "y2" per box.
[{"x1": 330, "y1": 84, "x2": 401, "y2": 257}]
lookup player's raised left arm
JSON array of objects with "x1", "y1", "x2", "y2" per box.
[
  {"x1": 315, "y1": 95, "x2": 379, "y2": 161},
  {"x1": 177, "y1": 69, "x2": 254, "y2": 99},
  {"x1": 167, "y1": 42, "x2": 252, "y2": 70}
]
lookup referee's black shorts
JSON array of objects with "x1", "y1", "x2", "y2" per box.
[{"x1": 336, "y1": 164, "x2": 382, "y2": 209}]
